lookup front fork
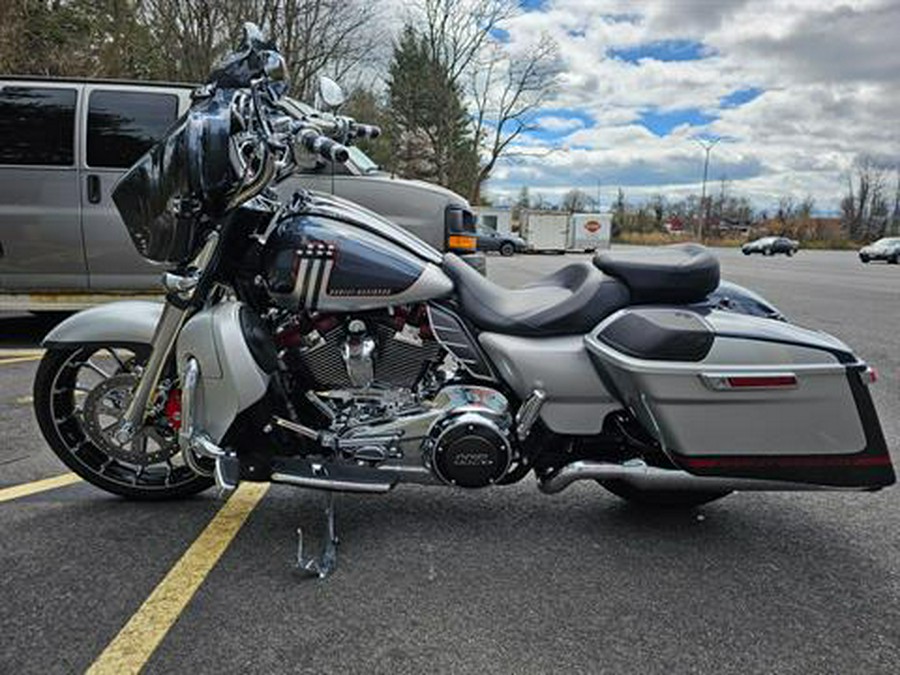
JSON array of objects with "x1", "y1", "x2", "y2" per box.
[{"x1": 114, "y1": 233, "x2": 220, "y2": 445}]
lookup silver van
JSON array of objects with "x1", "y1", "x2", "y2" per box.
[{"x1": 0, "y1": 77, "x2": 481, "y2": 311}]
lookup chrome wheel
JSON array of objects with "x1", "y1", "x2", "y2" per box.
[{"x1": 33, "y1": 345, "x2": 213, "y2": 499}]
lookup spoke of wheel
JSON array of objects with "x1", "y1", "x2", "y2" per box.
[{"x1": 83, "y1": 360, "x2": 111, "y2": 380}]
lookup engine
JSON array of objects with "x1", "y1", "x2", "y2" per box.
[
  {"x1": 275, "y1": 305, "x2": 441, "y2": 392},
  {"x1": 272, "y1": 306, "x2": 516, "y2": 487}
]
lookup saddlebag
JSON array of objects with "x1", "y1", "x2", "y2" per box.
[{"x1": 585, "y1": 307, "x2": 895, "y2": 488}]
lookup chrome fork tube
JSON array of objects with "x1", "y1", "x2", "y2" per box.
[{"x1": 115, "y1": 301, "x2": 189, "y2": 443}]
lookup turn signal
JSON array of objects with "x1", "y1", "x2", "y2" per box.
[{"x1": 448, "y1": 235, "x2": 477, "y2": 252}]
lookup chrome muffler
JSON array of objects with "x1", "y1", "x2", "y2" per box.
[{"x1": 538, "y1": 459, "x2": 858, "y2": 494}]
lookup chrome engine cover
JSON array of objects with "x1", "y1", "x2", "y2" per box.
[{"x1": 334, "y1": 384, "x2": 514, "y2": 488}]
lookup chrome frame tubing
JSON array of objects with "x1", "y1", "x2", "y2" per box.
[{"x1": 116, "y1": 233, "x2": 220, "y2": 443}]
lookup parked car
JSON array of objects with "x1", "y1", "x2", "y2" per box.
[
  {"x1": 0, "y1": 77, "x2": 482, "y2": 311},
  {"x1": 858, "y1": 237, "x2": 900, "y2": 264},
  {"x1": 474, "y1": 227, "x2": 526, "y2": 256},
  {"x1": 741, "y1": 236, "x2": 799, "y2": 256}
]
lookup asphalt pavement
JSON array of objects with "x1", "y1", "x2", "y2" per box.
[{"x1": 1, "y1": 247, "x2": 899, "y2": 674}]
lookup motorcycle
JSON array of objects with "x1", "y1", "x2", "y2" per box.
[{"x1": 33, "y1": 25, "x2": 895, "y2": 577}]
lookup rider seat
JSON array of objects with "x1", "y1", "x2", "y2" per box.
[
  {"x1": 592, "y1": 244, "x2": 719, "y2": 304},
  {"x1": 442, "y1": 254, "x2": 630, "y2": 336}
]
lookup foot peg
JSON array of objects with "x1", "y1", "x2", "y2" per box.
[{"x1": 297, "y1": 491, "x2": 339, "y2": 579}]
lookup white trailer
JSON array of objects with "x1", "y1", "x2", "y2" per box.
[
  {"x1": 474, "y1": 206, "x2": 512, "y2": 235},
  {"x1": 569, "y1": 213, "x2": 612, "y2": 251},
  {"x1": 523, "y1": 212, "x2": 569, "y2": 252}
]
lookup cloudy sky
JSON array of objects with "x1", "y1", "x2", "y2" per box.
[{"x1": 476, "y1": 0, "x2": 900, "y2": 212}]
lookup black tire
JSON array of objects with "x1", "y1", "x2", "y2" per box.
[
  {"x1": 764, "y1": 248, "x2": 773, "y2": 256},
  {"x1": 890, "y1": 254, "x2": 899, "y2": 265},
  {"x1": 499, "y1": 241, "x2": 515, "y2": 257},
  {"x1": 742, "y1": 249, "x2": 751, "y2": 255},
  {"x1": 786, "y1": 250, "x2": 794, "y2": 257},
  {"x1": 860, "y1": 255, "x2": 869, "y2": 263},
  {"x1": 600, "y1": 479, "x2": 730, "y2": 508},
  {"x1": 33, "y1": 345, "x2": 213, "y2": 500}
]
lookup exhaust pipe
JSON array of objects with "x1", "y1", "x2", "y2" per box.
[{"x1": 538, "y1": 460, "x2": 859, "y2": 495}]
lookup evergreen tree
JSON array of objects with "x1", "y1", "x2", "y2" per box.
[{"x1": 387, "y1": 24, "x2": 478, "y2": 197}]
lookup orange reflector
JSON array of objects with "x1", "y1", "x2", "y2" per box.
[{"x1": 448, "y1": 235, "x2": 477, "y2": 252}]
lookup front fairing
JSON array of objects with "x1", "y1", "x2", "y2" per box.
[{"x1": 111, "y1": 88, "x2": 238, "y2": 265}]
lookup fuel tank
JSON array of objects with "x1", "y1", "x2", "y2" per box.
[{"x1": 262, "y1": 195, "x2": 453, "y2": 312}]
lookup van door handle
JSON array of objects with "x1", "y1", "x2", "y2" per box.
[{"x1": 87, "y1": 175, "x2": 101, "y2": 204}]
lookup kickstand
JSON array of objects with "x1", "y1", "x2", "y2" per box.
[{"x1": 297, "y1": 491, "x2": 339, "y2": 579}]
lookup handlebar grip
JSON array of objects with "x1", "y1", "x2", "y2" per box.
[
  {"x1": 352, "y1": 123, "x2": 381, "y2": 140},
  {"x1": 299, "y1": 129, "x2": 349, "y2": 163}
]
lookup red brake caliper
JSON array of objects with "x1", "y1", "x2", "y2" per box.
[{"x1": 164, "y1": 388, "x2": 182, "y2": 431}]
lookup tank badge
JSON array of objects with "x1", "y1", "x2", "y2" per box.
[{"x1": 292, "y1": 242, "x2": 336, "y2": 310}]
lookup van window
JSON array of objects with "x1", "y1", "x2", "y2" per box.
[
  {"x1": 0, "y1": 86, "x2": 77, "y2": 166},
  {"x1": 87, "y1": 90, "x2": 178, "y2": 169}
]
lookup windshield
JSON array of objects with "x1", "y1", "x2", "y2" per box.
[
  {"x1": 875, "y1": 237, "x2": 900, "y2": 245},
  {"x1": 347, "y1": 145, "x2": 379, "y2": 173}
]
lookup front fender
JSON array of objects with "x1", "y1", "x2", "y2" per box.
[{"x1": 41, "y1": 301, "x2": 164, "y2": 348}]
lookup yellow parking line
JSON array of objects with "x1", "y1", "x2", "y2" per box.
[
  {"x1": 0, "y1": 349, "x2": 45, "y2": 357},
  {"x1": 0, "y1": 472, "x2": 82, "y2": 503},
  {"x1": 0, "y1": 355, "x2": 43, "y2": 366},
  {"x1": 86, "y1": 482, "x2": 270, "y2": 675}
]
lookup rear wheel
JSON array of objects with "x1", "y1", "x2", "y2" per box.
[
  {"x1": 890, "y1": 254, "x2": 899, "y2": 264},
  {"x1": 860, "y1": 255, "x2": 870, "y2": 263},
  {"x1": 499, "y1": 241, "x2": 515, "y2": 257},
  {"x1": 764, "y1": 248, "x2": 773, "y2": 256},
  {"x1": 600, "y1": 479, "x2": 730, "y2": 508},
  {"x1": 786, "y1": 250, "x2": 794, "y2": 257},
  {"x1": 33, "y1": 345, "x2": 213, "y2": 500}
]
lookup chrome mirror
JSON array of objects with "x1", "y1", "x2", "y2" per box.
[{"x1": 318, "y1": 76, "x2": 345, "y2": 109}]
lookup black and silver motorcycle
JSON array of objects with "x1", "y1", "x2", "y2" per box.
[{"x1": 34, "y1": 26, "x2": 895, "y2": 577}]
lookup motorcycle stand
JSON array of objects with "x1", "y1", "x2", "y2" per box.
[{"x1": 296, "y1": 491, "x2": 339, "y2": 579}]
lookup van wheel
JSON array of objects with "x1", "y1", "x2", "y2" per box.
[
  {"x1": 33, "y1": 345, "x2": 213, "y2": 500},
  {"x1": 890, "y1": 254, "x2": 899, "y2": 264},
  {"x1": 599, "y1": 480, "x2": 730, "y2": 508},
  {"x1": 499, "y1": 242, "x2": 515, "y2": 257}
]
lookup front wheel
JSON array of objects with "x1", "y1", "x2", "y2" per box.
[
  {"x1": 599, "y1": 479, "x2": 730, "y2": 508},
  {"x1": 33, "y1": 345, "x2": 214, "y2": 500},
  {"x1": 890, "y1": 254, "x2": 899, "y2": 264},
  {"x1": 860, "y1": 255, "x2": 870, "y2": 263},
  {"x1": 499, "y1": 242, "x2": 515, "y2": 257}
]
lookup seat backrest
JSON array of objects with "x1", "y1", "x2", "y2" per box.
[{"x1": 593, "y1": 244, "x2": 719, "y2": 304}]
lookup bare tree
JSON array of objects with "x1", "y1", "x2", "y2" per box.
[
  {"x1": 468, "y1": 33, "x2": 558, "y2": 203},
  {"x1": 842, "y1": 156, "x2": 889, "y2": 241},
  {"x1": 138, "y1": 0, "x2": 377, "y2": 93},
  {"x1": 561, "y1": 188, "x2": 590, "y2": 213},
  {"x1": 422, "y1": 0, "x2": 515, "y2": 85}
]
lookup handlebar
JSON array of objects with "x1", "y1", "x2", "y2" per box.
[
  {"x1": 297, "y1": 128, "x2": 350, "y2": 163},
  {"x1": 349, "y1": 122, "x2": 381, "y2": 141}
]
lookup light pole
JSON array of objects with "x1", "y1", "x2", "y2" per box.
[{"x1": 694, "y1": 137, "x2": 720, "y2": 241}]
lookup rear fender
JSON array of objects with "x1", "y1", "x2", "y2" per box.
[{"x1": 41, "y1": 300, "x2": 163, "y2": 348}]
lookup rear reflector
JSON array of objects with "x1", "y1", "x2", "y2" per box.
[
  {"x1": 701, "y1": 372, "x2": 798, "y2": 391},
  {"x1": 727, "y1": 375, "x2": 798, "y2": 388},
  {"x1": 864, "y1": 366, "x2": 878, "y2": 385},
  {"x1": 448, "y1": 235, "x2": 477, "y2": 252}
]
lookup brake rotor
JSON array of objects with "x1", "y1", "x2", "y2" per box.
[{"x1": 81, "y1": 373, "x2": 179, "y2": 466}]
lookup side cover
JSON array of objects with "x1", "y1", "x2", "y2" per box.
[{"x1": 586, "y1": 307, "x2": 895, "y2": 488}]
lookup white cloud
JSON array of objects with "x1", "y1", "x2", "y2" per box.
[
  {"x1": 535, "y1": 115, "x2": 586, "y2": 133},
  {"x1": 478, "y1": 0, "x2": 900, "y2": 211}
]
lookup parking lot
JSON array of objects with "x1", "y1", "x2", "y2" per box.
[{"x1": 2, "y1": 247, "x2": 899, "y2": 674}]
